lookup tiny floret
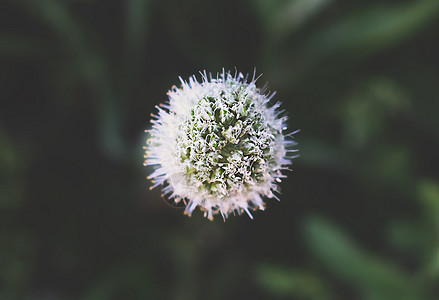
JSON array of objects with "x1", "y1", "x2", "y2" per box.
[{"x1": 144, "y1": 70, "x2": 297, "y2": 220}]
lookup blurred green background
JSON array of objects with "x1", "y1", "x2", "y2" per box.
[{"x1": 1, "y1": 0, "x2": 439, "y2": 299}]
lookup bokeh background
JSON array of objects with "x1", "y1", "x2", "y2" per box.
[{"x1": 1, "y1": 0, "x2": 439, "y2": 299}]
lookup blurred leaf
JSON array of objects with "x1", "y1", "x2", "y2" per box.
[
  {"x1": 303, "y1": 216, "x2": 421, "y2": 299},
  {"x1": 252, "y1": 0, "x2": 289, "y2": 27},
  {"x1": 12, "y1": 0, "x2": 104, "y2": 83},
  {"x1": 0, "y1": 34, "x2": 49, "y2": 57},
  {"x1": 125, "y1": 0, "x2": 149, "y2": 52},
  {"x1": 12, "y1": 0, "x2": 131, "y2": 160},
  {"x1": 209, "y1": 257, "x2": 246, "y2": 300},
  {"x1": 255, "y1": 263, "x2": 332, "y2": 299},
  {"x1": 304, "y1": 0, "x2": 439, "y2": 61},
  {"x1": 0, "y1": 129, "x2": 26, "y2": 210},
  {"x1": 366, "y1": 144, "x2": 411, "y2": 190},
  {"x1": 298, "y1": 138, "x2": 348, "y2": 170},
  {"x1": 165, "y1": 235, "x2": 200, "y2": 300},
  {"x1": 386, "y1": 220, "x2": 433, "y2": 261},
  {"x1": 428, "y1": 248, "x2": 439, "y2": 279},
  {"x1": 122, "y1": 0, "x2": 150, "y2": 90},
  {"x1": 0, "y1": 231, "x2": 36, "y2": 299},
  {"x1": 416, "y1": 180, "x2": 439, "y2": 281},
  {"x1": 0, "y1": 129, "x2": 20, "y2": 174},
  {"x1": 341, "y1": 78, "x2": 410, "y2": 150},
  {"x1": 271, "y1": 0, "x2": 333, "y2": 40},
  {"x1": 82, "y1": 264, "x2": 155, "y2": 300},
  {"x1": 13, "y1": 0, "x2": 88, "y2": 56},
  {"x1": 277, "y1": 0, "x2": 439, "y2": 85},
  {"x1": 418, "y1": 180, "x2": 439, "y2": 221}
]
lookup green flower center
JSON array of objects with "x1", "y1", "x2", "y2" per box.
[{"x1": 176, "y1": 86, "x2": 280, "y2": 198}]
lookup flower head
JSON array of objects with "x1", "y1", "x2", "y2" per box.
[{"x1": 144, "y1": 70, "x2": 297, "y2": 220}]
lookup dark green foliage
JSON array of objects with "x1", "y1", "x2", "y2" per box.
[{"x1": 1, "y1": 0, "x2": 439, "y2": 299}]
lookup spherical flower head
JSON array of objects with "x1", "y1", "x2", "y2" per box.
[{"x1": 144, "y1": 70, "x2": 297, "y2": 220}]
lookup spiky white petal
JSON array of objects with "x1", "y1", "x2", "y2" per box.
[{"x1": 144, "y1": 70, "x2": 296, "y2": 220}]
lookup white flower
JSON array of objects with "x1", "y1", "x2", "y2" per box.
[{"x1": 144, "y1": 70, "x2": 297, "y2": 220}]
